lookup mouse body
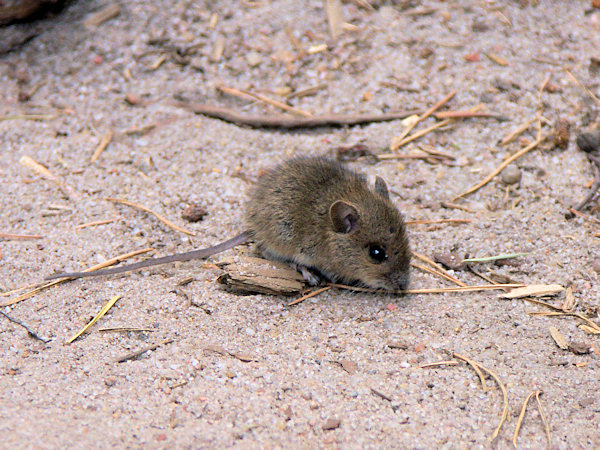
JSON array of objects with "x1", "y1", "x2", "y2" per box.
[
  {"x1": 48, "y1": 157, "x2": 411, "y2": 291},
  {"x1": 247, "y1": 157, "x2": 410, "y2": 290}
]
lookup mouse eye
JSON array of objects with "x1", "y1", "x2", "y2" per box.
[{"x1": 368, "y1": 244, "x2": 387, "y2": 263}]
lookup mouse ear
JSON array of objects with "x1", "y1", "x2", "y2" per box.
[
  {"x1": 374, "y1": 176, "x2": 389, "y2": 199},
  {"x1": 330, "y1": 200, "x2": 360, "y2": 233}
]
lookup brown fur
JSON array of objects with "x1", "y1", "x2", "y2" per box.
[{"x1": 246, "y1": 157, "x2": 411, "y2": 290}]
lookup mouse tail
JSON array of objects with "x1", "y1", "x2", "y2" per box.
[{"x1": 45, "y1": 231, "x2": 252, "y2": 280}]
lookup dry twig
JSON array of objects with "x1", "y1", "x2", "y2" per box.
[
  {"x1": 174, "y1": 101, "x2": 422, "y2": 128},
  {"x1": 288, "y1": 286, "x2": 332, "y2": 306}
]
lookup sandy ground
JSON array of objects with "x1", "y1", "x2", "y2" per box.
[{"x1": 1, "y1": 0, "x2": 599, "y2": 447}]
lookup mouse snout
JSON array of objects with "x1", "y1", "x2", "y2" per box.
[{"x1": 387, "y1": 271, "x2": 410, "y2": 292}]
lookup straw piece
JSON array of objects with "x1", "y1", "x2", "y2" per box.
[{"x1": 66, "y1": 295, "x2": 121, "y2": 343}]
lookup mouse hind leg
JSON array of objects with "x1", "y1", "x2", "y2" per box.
[
  {"x1": 291, "y1": 263, "x2": 323, "y2": 286},
  {"x1": 256, "y1": 245, "x2": 325, "y2": 286}
]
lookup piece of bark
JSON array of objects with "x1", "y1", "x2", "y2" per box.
[{"x1": 217, "y1": 255, "x2": 306, "y2": 295}]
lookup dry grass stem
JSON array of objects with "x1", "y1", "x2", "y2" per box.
[
  {"x1": 453, "y1": 352, "x2": 508, "y2": 441},
  {"x1": 536, "y1": 391, "x2": 552, "y2": 448},
  {"x1": 500, "y1": 116, "x2": 539, "y2": 145},
  {"x1": 1, "y1": 114, "x2": 56, "y2": 121},
  {"x1": 98, "y1": 327, "x2": 154, "y2": 332},
  {"x1": 485, "y1": 52, "x2": 508, "y2": 66},
  {"x1": 288, "y1": 286, "x2": 332, "y2": 306},
  {"x1": 90, "y1": 130, "x2": 114, "y2": 163},
  {"x1": 286, "y1": 84, "x2": 327, "y2": 100},
  {"x1": 434, "y1": 110, "x2": 507, "y2": 120},
  {"x1": 0, "y1": 283, "x2": 40, "y2": 297},
  {"x1": 441, "y1": 201, "x2": 475, "y2": 213},
  {"x1": 452, "y1": 352, "x2": 488, "y2": 391},
  {"x1": 107, "y1": 198, "x2": 195, "y2": 236},
  {"x1": 565, "y1": 69, "x2": 600, "y2": 106},
  {"x1": 417, "y1": 145, "x2": 456, "y2": 159},
  {"x1": 529, "y1": 310, "x2": 600, "y2": 333},
  {"x1": 377, "y1": 153, "x2": 444, "y2": 162},
  {"x1": 411, "y1": 251, "x2": 467, "y2": 287},
  {"x1": 329, "y1": 283, "x2": 524, "y2": 295},
  {"x1": 462, "y1": 252, "x2": 528, "y2": 263},
  {"x1": 419, "y1": 360, "x2": 459, "y2": 368},
  {"x1": 406, "y1": 218, "x2": 472, "y2": 225},
  {"x1": 1, "y1": 248, "x2": 153, "y2": 306},
  {"x1": 66, "y1": 295, "x2": 121, "y2": 343},
  {"x1": 454, "y1": 120, "x2": 545, "y2": 200},
  {"x1": 75, "y1": 219, "x2": 116, "y2": 229},
  {"x1": 411, "y1": 262, "x2": 466, "y2": 287},
  {"x1": 116, "y1": 339, "x2": 174, "y2": 363},
  {"x1": 19, "y1": 155, "x2": 76, "y2": 199},
  {"x1": 513, "y1": 390, "x2": 538, "y2": 447},
  {"x1": 390, "y1": 90, "x2": 456, "y2": 150},
  {"x1": 20, "y1": 155, "x2": 61, "y2": 182},
  {"x1": 391, "y1": 119, "x2": 451, "y2": 150},
  {"x1": 149, "y1": 54, "x2": 167, "y2": 70},
  {"x1": 0, "y1": 232, "x2": 44, "y2": 240},
  {"x1": 218, "y1": 86, "x2": 312, "y2": 117}
]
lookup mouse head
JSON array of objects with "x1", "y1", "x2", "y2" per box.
[{"x1": 327, "y1": 177, "x2": 411, "y2": 291}]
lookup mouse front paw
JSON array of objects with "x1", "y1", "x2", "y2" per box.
[{"x1": 293, "y1": 264, "x2": 322, "y2": 286}]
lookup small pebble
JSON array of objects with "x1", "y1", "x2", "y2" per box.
[
  {"x1": 591, "y1": 259, "x2": 600, "y2": 273},
  {"x1": 245, "y1": 51, "x2": 262, "y2": 67},
  {"x1": 576, "y1": 130, "x2": 600, "y2": 153},
  {"x1": 322, "y1": 417, "x2": 341, "y2": 430},
  {"x1": 501, "y1": 165, "x2": 522, "y2": 185}
]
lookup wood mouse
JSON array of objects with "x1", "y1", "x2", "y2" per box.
[{"x1": 47, "y1": 157, "x2": 411, "y2": 291}]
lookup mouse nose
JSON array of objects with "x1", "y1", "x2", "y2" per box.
[{"x1": 389, "y1": 271, "x2": 410, "y2": 292}]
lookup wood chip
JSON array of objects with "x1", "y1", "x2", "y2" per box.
[
  {"x1": 500, "y1": 284, "x2": 564, "y2": 299},
  {"x1": 90, "y1": 130, "x2": 113, "y2": 163},
  {"x1": 561, "y1": 286, "x2": 576, "y2": 311},
  {"x1": 217, "y1": 255, "x2": 306, "y2": 295},
  {"x1": 549, "y1": 326, "x2": 568, "y2": 350},
  {"x1": 579, "y1": 324, "x2": 600, "y2": 334}
]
